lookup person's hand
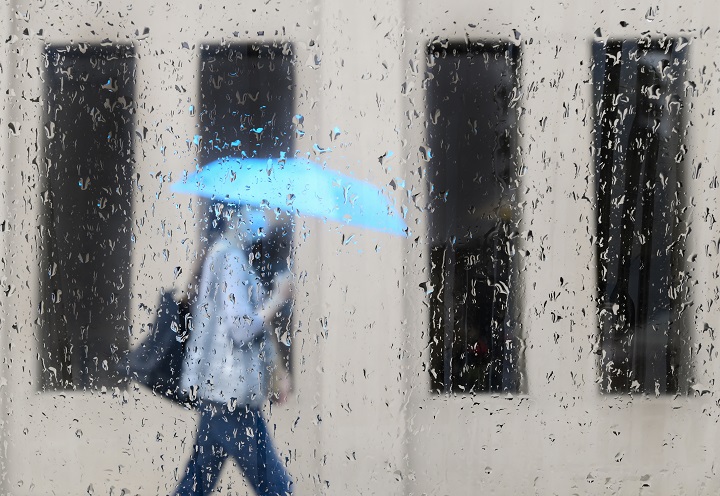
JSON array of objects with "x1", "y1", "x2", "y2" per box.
[
  {"x1": 273, "y1": 272, "x2": 293, "y2": 302},
  {"x1": 260, "y1": 272, "x2": 292, "y2": 324},
  {"x1": 272, "y1": 371, "x2": 292, "y2": 404}
]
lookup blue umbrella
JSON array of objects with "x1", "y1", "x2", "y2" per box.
[{"x1": 171, "y1": 156, "x2": 407, "y2": 235}]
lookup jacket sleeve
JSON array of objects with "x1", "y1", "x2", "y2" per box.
[{"x1": 215, "y1": 249, "x2": 265, "y2": 346}]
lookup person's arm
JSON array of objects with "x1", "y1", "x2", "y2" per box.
[
  {"x1": 217, "y1": 250, "x2": 291, "y2": 346},
  {"x1": 270, "y1": 354, "x2": 292, "y2": 403},
  {"x1": 258, "y1": 272, "x2": 293, "y2": 403}
]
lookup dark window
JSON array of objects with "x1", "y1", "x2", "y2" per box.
[
  {"x1": 198, "y1": 43, "x2": 295, "y2": 364},
  {"x1": 40, "y1": 45, "x2": 135, "y2": 389},
  {"x1": 593, "y1": 39, "x2": 689, "y2": 394},
  {"x1": 199, "y1": 43, "x2": 294, "y2": 164},
  {"x1": 426, "y1": 41, "x2": 521, "y2": 394}
]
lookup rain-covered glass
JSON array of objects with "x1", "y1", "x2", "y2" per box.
[{"x1": 1, "y1": 3, "x2": 717, "y2": 495}]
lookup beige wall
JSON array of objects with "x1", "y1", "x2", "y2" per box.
[{"x1": 1, "y1": 0, "x2": 720, "y2": 495}]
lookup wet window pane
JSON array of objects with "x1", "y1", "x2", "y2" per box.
[
  {"x1": 3, "y1": 5, "x2": 715, "y2": 495},
  {"x1": 593, "y1": 39, "x2": 689, "y2": 394},
  {"x1": 425, "y1": 41, "x2": 521, "y2": 393},
  {"x1": 39, "y1": 45, "x2": 135, "y2": 390}
]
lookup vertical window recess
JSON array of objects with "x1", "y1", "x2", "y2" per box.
[
  {"x1": 426, "y1": 40, "x2": 521, "y2": 394},
  {"x1": 593, "y1": 38, "x2": 689, "y2": 394},
  {"x1": 40, "y1": 45, "x2": 136, "y2": 390}
]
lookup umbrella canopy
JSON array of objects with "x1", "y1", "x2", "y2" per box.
[{"x1": 171, "y1": 156, "x2": 407, "y2": 235}]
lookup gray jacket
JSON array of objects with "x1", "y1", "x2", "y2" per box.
[{"x1": 180, "y1": 239, "x2": 277, "y2": 407}]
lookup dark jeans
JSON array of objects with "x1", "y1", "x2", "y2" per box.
[{"x1": 175, "y1": 402, "x2": 293, "y2": 495}]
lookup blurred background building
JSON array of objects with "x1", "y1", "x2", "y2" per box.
[{"x1": 0, "y1": 0, "x2": 719, "y2": 494}]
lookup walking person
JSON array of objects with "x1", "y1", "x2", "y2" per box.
[{"x1": 176, "y1": 203, "x2": 293, "y2": 496}]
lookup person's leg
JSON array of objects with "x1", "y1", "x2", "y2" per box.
[
  {"x1": 219, "y1": 407, "x2": 293, "y2": 495},
  {"x1": 175, "y1": 405, "x2": 228, "y2": 495},
  {"x1": 253, "y1": 411, "x2": 293, "y2": 495}
]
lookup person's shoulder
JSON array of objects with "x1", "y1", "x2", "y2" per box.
[
  {"x1": 209, "y1": 238, "x2": 240, "y2": 255},
  {"x1": 211, "y1": 239, "x2": 245, "y2": 265}
]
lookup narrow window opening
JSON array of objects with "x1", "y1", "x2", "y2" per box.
[
  {"x1": 39, "y1": 45, "x2": 136, "y2": 390},
  {"x1": 426, "y1": 40, "x2": 521, "y2": 394},
  {"x1": 593, "y1": 38, "x2": 689, "y2": 394}
]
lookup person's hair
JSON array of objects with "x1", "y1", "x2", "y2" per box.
[{"x1": 207, "y1": 202, "x2": 238, "y2": 242}]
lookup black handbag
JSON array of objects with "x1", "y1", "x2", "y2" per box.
[{"x1": 126, "y1": 290, "x2": 196, "y2": 408}]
